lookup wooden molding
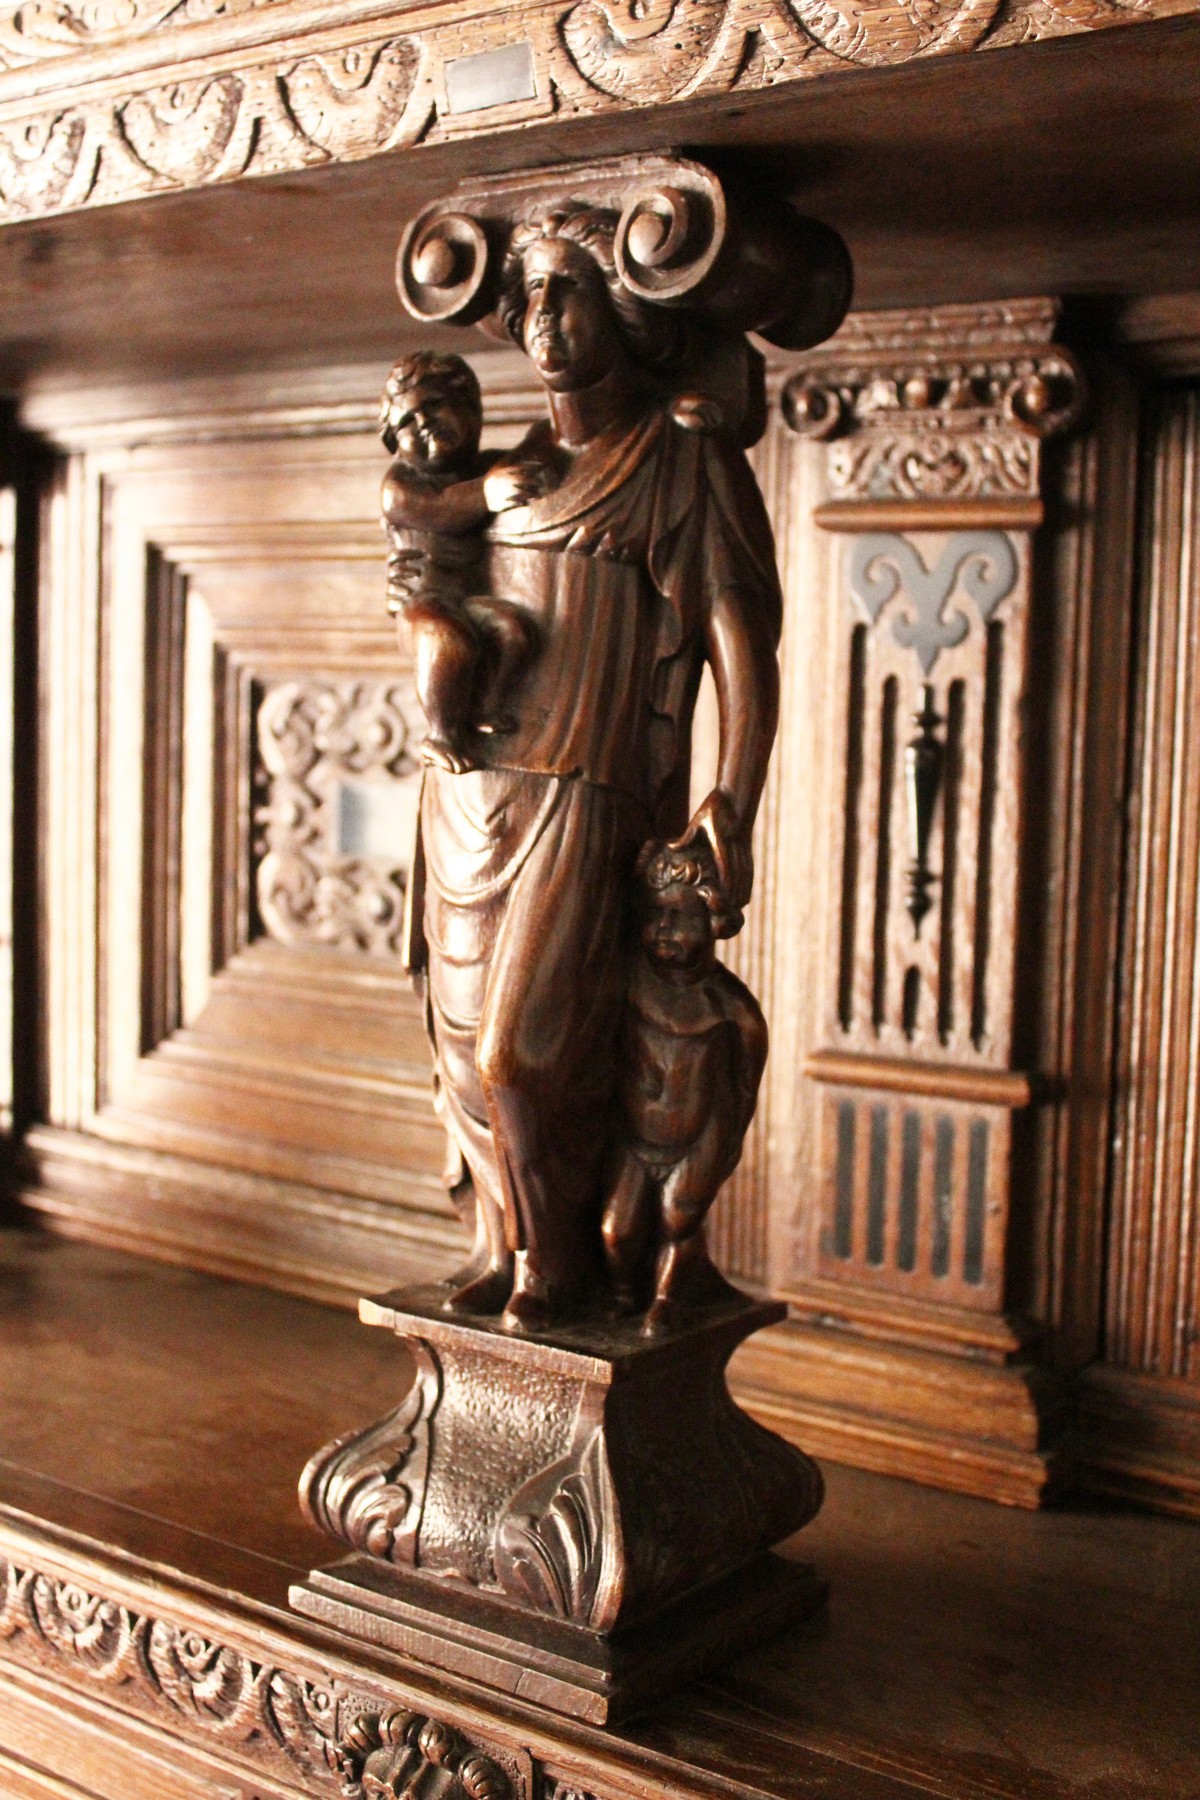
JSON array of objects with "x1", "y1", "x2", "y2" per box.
[
  {"x1": 805, "y1": 1049, "x2": 1033, "y2": 1108},
  {"x1": 0, "y1": 1, "x2": 1191, "y2": 227},
  {"x1": 732, "y1": 1318, "x2": 1065, "y2": 1508},
  {"x1": 1074, "y1": 1364, "x2": 1200, "y2": 1521}
]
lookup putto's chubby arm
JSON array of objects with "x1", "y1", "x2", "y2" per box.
[{"x1": 381, "y1": 463, "x2": 492, "y2": 536}]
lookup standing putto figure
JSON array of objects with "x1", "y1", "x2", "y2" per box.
[{"x1": 602, "y1": 839, "x2": 768, "y2": 1334}]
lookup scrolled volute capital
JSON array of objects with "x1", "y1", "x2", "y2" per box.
[{"x1": 395, "y1": 153, "x2": 851, "y2": 349}]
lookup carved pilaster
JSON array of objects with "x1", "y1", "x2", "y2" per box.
[
  {"x1": 725, "y1": 302, "x2": 1088, "y2": 1506},
  {"x1": 781, "y1": 301, "x2": 1083, "y2": 1330}
]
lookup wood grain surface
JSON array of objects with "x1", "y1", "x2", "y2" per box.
[{"x1": 1, "y1": 1228, "x2": 1199, "y2": 1798}]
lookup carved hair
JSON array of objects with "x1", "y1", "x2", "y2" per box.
[
  {"x1": 497, "y1": 204, "x2": 681, "y2": 373},
  {"x1": 635, "y1": 839, "x2": 742, "y2": 939},
  {"x1": 378, "y1": 350, "x2": 483, "y2": 455}
]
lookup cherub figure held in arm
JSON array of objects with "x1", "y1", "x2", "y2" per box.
[
  {"x1": 380, "y1": 351, "x2": 539, "y2": 773},
  {"x1": 602, "y1": 840, "x2": 768, "y2": 1334}
]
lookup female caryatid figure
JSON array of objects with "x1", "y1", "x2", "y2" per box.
[{"x1": 405, "y1": 203, "x2": 783, "y2": 1331}]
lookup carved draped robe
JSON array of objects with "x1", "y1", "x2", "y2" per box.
[{"x1": 405, "y1": 399, "x2": 782, "y2": 1294}]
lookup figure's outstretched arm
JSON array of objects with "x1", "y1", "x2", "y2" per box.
[
  {"x1": 677, "y1": 583, "x2": 779, "y2": 913},
  {"x1": 381, "y1": 464, "x2": 491, "y2": 534}
]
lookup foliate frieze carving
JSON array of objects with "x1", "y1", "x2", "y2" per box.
[
  {"x1": 0, "y1": 1556, "x2": 341, "y2": 1779},
  {"x1": 0, "y1": 1554, "x2": 526, "y2": 1798},
  {"x1": 782, "y1": 329, "x2": 1083, "y2": 500},
  {"x1": 0, "y1": 0, "x2": 1186, "y2": 224},
  {"x1": 252, "y1": 677, "x2": 424, "y2": 957},
  {"x1": 0, "y1": 0, "x2": 283, "y2": 69},
  {"x1": 786, "y1": 0, "x2": 1001, "y2": 64},
  {"x1": 0, "y1": 32, "x2": 429, "y2": 218}
]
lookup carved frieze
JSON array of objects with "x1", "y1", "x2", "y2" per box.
[
  {"x1": 0, "y1": 1551, "x2": 525, "y2": 1798},
  {"x1": 0, "y1": 0, "x2": 1185, "y2": 224},
  {"x1": 252, "y1": 677, "x2": 424, "y2": 957},
  {"x1": 782, "y1": 300, "x2": 1084, "y2": 503}
]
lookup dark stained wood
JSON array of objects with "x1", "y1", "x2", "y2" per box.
[
  {"x1": 1, "y1": 1229, "x2": 1199, "y2": 1798},
  {"x1": 0, "y1": 19, "x2": 1194, "y2": 396}
]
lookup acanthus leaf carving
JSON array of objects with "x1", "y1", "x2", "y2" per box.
[
  {"x1": 493, "y1": 1427, "x2": 618, "y2": 1628},
  {"x1": 298, "y1": 1341, "x2": 441, "y2": 1565}
]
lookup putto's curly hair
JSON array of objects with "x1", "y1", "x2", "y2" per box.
[
  {"x1": 635, "y1": 839, "x2": 743, "y2": 940},
  {"x1": 378, "y1": 350, "x2": 483, "y2": 456},
  {"x1": 497, "y1": 204, "x2": 682, "y2": 375}
]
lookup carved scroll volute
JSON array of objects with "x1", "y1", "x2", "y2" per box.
[
  {"x1": 395, "y1": 155, "x2": 851, "y2": 350},
  {"x1": 616, "y1": 173, "x2": 853, "y2": 351},
  {"x1": 396, "y1": 208, "x2": 492, "y2": 324}
]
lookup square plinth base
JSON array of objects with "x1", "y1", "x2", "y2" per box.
[{"x1": 290, "y1": 1552, "x2": 826, "y2": 1724}]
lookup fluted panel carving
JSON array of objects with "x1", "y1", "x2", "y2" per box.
[{"x1": 1108, "y1": 386, "x2": 1200, "y2": 1380}]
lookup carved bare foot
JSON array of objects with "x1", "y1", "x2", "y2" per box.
[
  {"x1": 422, "y1": 734, "x2": 477, "y2": 774},
  {"x1": 500, "y1": 1255, "x2": 563, "y2": 1333},
  {"x1": 642, "y1": 1241, "x2": 738, "y2": 1335},
  {"x1": 443, "y1": 1261, "x2": 513, "y2": 1316}
]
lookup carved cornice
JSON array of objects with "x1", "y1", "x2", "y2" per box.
[
  {"x1": 0, "y1": 1549, "x2": 525, "y2": 1798},
  {"x1": 781, "y1": 299, "x2": 1085, "y2": 505},
  {"x1": 0, "y1": 0, "x2": 1183, "y2": 225}
]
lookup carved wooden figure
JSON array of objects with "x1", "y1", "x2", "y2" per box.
[
  {"x1": 602, "y1": 840, "x2": 768, "y2": 1332},
  {"x1": 294, "y1": 154, "x2": 851, "y2": 1721},
  {"x1": 379, "y1": 351, "x2": 539, "y2": 774}
]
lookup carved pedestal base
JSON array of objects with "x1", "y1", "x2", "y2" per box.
[{"x1": 291, "y1": 1287, "x2": 825, "y2": 1722}]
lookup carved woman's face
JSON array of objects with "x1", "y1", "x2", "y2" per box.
[{"x1": 520, "y1": 237, "x2": 627, "y2": 391}]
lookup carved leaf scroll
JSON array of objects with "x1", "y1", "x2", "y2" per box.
[
  {"x1": 560, "y1": 0, "x2": 733, "y2": 103},
  {"x1": 253, "y1": 677, "x2": 424, "y2": 957},
  {"x1": 847, "y1": 531, "x2": 1018, "y2": 674},
  {"x1": 118, "y1": 75, "x2": 245, "y2": 182},
  {"x1": 494, "y1": 1428, "x2": 618, "y2": 1627},
  {"x1": 787, "y1": 0, "x2": 1001, "y2": 64},
  {"x1": 284, "y1": 38, "x2": 421, "y2": 159}
]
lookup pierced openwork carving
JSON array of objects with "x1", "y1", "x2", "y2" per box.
[{"x1": 252, "y1": 677, "x2": 424, "y2": 957}]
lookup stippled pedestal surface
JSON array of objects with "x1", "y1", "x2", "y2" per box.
[{"x1": 291, "y1": 1287, "x2": 825, "y2": 1722}]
